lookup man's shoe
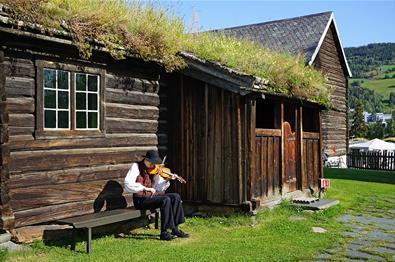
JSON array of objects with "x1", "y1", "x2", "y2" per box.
[
  {"x1": 160, "y1": 231, "x2": 175, "y2": 241},
  {"x1": 172, "y1": 229, "x2": 190, "y2": 238}
]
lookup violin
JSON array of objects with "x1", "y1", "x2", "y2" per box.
[{"x1": 148, "y1": 164, "x2": 186, "y2": 184}]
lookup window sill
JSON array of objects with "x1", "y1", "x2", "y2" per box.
[{"x1": 35, "y1": 130, "x2": 105, "y2": 140}]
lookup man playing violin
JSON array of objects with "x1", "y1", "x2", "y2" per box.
[{"x1": 124, "y1": 150, "x2": 189, "y2": 241}]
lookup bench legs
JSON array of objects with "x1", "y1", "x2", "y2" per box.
[
  {"x1": 154, "y1": 211, "x2": 159, "y2": 230},
  {"x1": 70, "y1": 227, "x2": 92, "y2": 254},
  {"x1": 71, "y1": 228, "x2": 76, "y2": 251},
  {"x1": 86, "y1": 227, "x2": 92, "y2": 254}
]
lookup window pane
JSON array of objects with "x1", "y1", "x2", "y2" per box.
[
  {"x1": 44, "y1": 69, "x2": 56, "y2": 89},
  {"x1": 76, "y1": 112, "x2": 86, "y2": 128},
  {"x1": 44, "y1": 110, "x2": 56, "y2": 128},
  {"x1": 58, "y1": 111, "x2": 69, "y2": 128},
  {"x1": 88, "y1": 112, "x2": 98, "y2": 128},
  {"x1": 76, "y1": 74, "x2": 86, "y2": 91},
  {"x1": 58, "y1": 91, "x2": 69, "y2": 109},
  {"x1": 88, "y1": 93, "x2": 98, "y2": 110},
  {"x1": 88, "y1": 75, "x2": 98, "y2": 91},
  {"x1": 44, "y1": 89, "x2": 56, "y2": 108},
  {"x1": 76, "y1": 93, "x2": 86, "y2": 110},
  {"x1": 58, "y1": 70, "x2": 69, "y2": 90}
]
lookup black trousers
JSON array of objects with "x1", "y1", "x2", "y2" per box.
[{"x1": 133, "y1": 193, "x2": 185, "y2": 232}]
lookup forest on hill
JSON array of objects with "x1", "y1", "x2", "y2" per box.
[
  {"x1": 345, "y1": 43, "x2": 395, "y2": 78},
  {"x1": 345, "y1": 43, "x2": 395, "y2": 113}
]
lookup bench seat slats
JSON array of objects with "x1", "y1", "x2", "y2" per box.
[{"x1": 58, "y1": 208, "x2": 154, "y2": 228}]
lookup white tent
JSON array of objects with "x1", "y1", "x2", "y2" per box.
[{"x1": 349, "y1": 138, "x2": 395, "y2": 152}]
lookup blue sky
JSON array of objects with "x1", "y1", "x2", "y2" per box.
[{"x1": 158, "y1": 0, "x2": 395, "y2": 47}]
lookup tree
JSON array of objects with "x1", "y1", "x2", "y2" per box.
[
  {"x1": 386, "y1": 110, "x2": 395, "y2": 137},
  {"x1": 350, "y1": 100, "x2": 368, "y2": 138},
  {"x1": 350, "y1": 80, "x2": 360, "y2": 87},
  {"x1": 389, "y1": 92, "x2": 395, "y2": 106},
  {"x1": 367, "y1": 122, "x2": 385, "y2": 139}
]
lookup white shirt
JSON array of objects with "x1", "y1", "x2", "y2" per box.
[{"x1": 124, "y1": 162, "x2": 170, "y2": 193}]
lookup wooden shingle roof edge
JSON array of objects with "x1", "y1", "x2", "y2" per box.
[
  {"x1": 310, "y1": 12, "x2": 352, "y2": 77},
  {"x1": 213, "y1": 11, "x2": 352, "y2": 77}
]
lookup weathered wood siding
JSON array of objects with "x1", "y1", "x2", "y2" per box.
[
  {"x1": 253, "y1": 129, "x2": 281, "y2": 200},
  {"x1": 314, "y1": 23, "x2": 348, "y2": 156},
  {"x1": 162, "y1": 75, "x2": 246, "y2": 205},
  {"x1": 2, "y1": 42, "x2": 160, "y2": 227},
  {"x1": 0, "y1": 49, "x2": 15, "y2": 230},
  {"x1": 302, "y1": 132, "x2": 321, "y2": 189}
]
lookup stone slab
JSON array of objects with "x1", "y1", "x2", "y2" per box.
[
  {"x1": 292, "y1": 199, "x2": 339, "y2": 210},
  {"x1": 0, "y1": 241, "x2": 29, "y2": 252}
]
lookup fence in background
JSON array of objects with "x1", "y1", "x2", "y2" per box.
[{"x1": 347, "y1": 151, "x2": 395, "y2": 171}]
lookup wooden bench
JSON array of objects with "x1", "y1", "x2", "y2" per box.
[{"x1": 57, "y1": 208, "x2": 159, "y2": 254}]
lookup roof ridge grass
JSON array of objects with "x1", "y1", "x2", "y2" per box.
[{"x1": 1, "y1": 0, "x2": 332, "y2": 106}]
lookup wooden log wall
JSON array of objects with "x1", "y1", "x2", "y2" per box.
[
  {"x1": 314, "y1": 23, "x2": 348, "y2": 157},
  {"x1": 164, "y1": 75, "x2": 245, "y2": 205},
  {"x1": 252, "y1": 129, "x2": 281, "y2": 200},
  {"x1": 3, "y1": 49, "x2": 160, "y2": 228},
  {"x1": 302, "y1": 132, "x2": 321, "y2": 189},
  {"x1": 0, "y1": 49, "x2": 15, "y2": 230}
]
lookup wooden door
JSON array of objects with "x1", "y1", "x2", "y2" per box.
[{"x1": 283, "y1": 122, "x2": 297, "y2": 192}]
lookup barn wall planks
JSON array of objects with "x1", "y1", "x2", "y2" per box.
[
  {"x1": 252, "y1": 131, "x2": 281, "y2": 200},
  {"x1": 302, "y1": 135, "x2": 321, "y2": 189},
  {"x1": 163, "y1": 75, "x2": 245, "y2": 205},
  {"x1": 2, "y1": 43, "x2": 161, "y2": 227},
  {"x1": 314, "y1": 23, "x2": 348, "y2": 157}
]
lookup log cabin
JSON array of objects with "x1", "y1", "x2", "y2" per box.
[
  {"x1": 0, "y1": 7, "x2": 163, "y2": 235},
  {"x1": 1, "y1": 6, "x2": 331, "y2": 240},
  {"x1": 159, "y1": 52, "x2": 324, "y2": 211},
  {"x1": 217, "y1": 12, "x2": 352, "y2": 160}
]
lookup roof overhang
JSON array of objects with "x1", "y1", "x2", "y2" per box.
[
  {"x1": 309, "y1": 12, "x2": 352, "y2": 77},
  {"x1": 179, "y1": 52, "x2": 269, "y2": 96}
]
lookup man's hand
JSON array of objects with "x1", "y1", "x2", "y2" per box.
[{"x1": 144, "y1": 187, "x2": 156, "y2": 196}]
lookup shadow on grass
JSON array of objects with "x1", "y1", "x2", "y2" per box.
[
  {"x1": 324, "y1": 167, "x2": 395, "y2": 185},
  {"x1": 119, "y1": 233, "x2": 158, "y2": 240},
  {"x1": 41, "y1": 222, "x2": 158, "y2": 253}
]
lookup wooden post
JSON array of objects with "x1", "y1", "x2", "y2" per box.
[
  {"x1": 0, "y1": 50, "x2": 15, "y2": 231},
  {"x1": 299, "y1": 106, "x2": 304, "y2": 190},
  {"x1": 319, "y1": 110, "x2": 323, "y2": 179},
  {"x1": 280, "y1": 102, "x2": 285, "y2": 195}
]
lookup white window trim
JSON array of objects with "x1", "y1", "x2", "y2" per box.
[
  {"x1": 43, "y1": 69, "x2": 71, "y2": 130},
  {"x1": 74, "y1": 73, "x2": 100, "y2": 130}
]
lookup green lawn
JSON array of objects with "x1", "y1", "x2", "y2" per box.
[
  {"x1": 2, "y1": 168, "x2": 395, "y2": 262},
  {"x1": 350, "y1": 77, "x2": 395, "y2": 98}
]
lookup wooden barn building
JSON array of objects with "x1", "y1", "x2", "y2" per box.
[
  {"x1": 217, "y1": 12, "x2": 352, "y2": 159},
  {"x1": 0, "y1": 7, "x2": 341, "y2": 240}
]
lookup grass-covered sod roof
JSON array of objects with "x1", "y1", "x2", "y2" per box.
[{"x1": 2, "y1": 0, "x2": 333, "y2": 106}]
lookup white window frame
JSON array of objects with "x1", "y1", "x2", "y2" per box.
[
  {"x1": 74, "y1": 73, "x2": 100, "y2": 130},
  {"x1": 43, "y1": 68, "x2": 71, "y2": 130}
]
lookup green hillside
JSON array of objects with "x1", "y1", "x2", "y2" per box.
[{"x1": 345, "y1": 43, "x2": 395, "y2": 112}]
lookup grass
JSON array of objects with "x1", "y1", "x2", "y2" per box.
[
  {"x1": 2, "y1": 168, "x2": 395, "y2": 261},
  {"x1": 2, "y1": 0, "x2": 331, "y2": 106},
  {"x1": 350, "y1": 77, "x2": 395, "y2": 111}
]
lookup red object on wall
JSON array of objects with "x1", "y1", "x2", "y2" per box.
[
  {"x1": 332, "y1": 146, "x2": 337, "y2": 154},
  {"x1": 320, "y1": 179, "x2": 330, "y2": 188}
]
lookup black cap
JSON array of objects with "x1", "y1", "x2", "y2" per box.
[{"x1": 143, "y1": 150, "x2": 162, "y2": 164}]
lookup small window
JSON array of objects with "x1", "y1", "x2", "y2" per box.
[
  {"x1": 303, "y1": 107, "x2": 319, "y2": 132},
  {"x1": 256, "y1": 99, "x2": 280, "y2": 129},
  {"x1": 75, "y1": 74, "x2": 100, "y2": 129},
  {"x1": 40, "y1": 66, "x2": 101, "y2": 134},
  {"x1": 43, "y1": 69, "x2": 70, "y2": 129}
]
